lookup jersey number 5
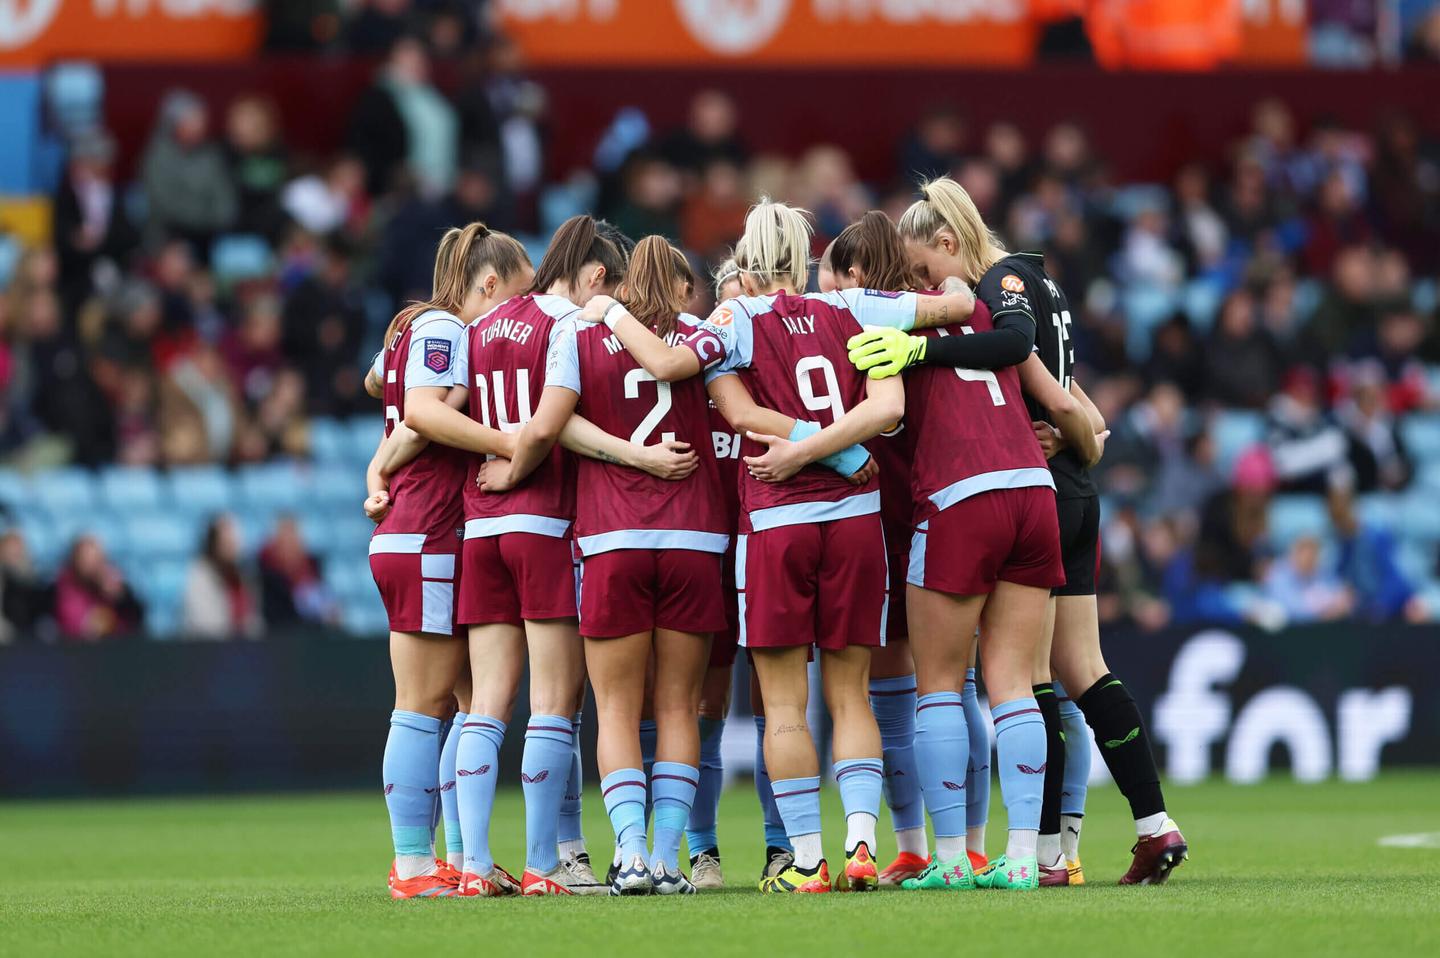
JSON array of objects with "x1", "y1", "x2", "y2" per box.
[{"x1": 625, "y1": 368, "x2": 676, "y2": 444}]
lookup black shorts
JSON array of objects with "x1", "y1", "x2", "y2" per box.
[{"x1": 1052, "y1": 494, "x2": 1100, "y2": 597}]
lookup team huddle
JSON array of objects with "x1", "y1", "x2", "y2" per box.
[{"x1": 363, "y1": 177, "x2": 1188, "y2": 899}]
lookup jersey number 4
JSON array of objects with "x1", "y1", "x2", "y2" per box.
[
  {"x1": 936, "y1": 327, "x2": 1005, "y2": 406},
  {"x1": 475, "y1": 370, "x2": 533, "y2": 462}
]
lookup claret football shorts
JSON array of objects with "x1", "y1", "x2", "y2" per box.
[{"x1": 907, "y1": 486, "x2": 1064, "y2": 596}]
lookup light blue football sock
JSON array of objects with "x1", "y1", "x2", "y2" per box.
[
  {"x1": 914, "y1": 691, "x2": 968, "y2": 840},
  {"x1": 522, "y1": 714, "x2": 574, "y2": 873},
  {"x1": 651, "y1": 761, "x2": 699, "y2": 872},
  {"x1": 457, "y1": 716, "x2": 506, "y2": 875},
  {"x1": 685, "y1": 717, "x2": 725, "y2": 855},
  {"x1": 639, "y1": 718, "x2": 658, "y2": 825},
  {"x1": 772, "y1": 776, "x2": 822, "y2": 844},
  {"x1": 439, "y1": 711, "x2": 465, "y2": 859},
  {"x1": 991, "y1": 697, "x2": 1046, "y2": 833},
  {"x1": 869, "y1": 675, "x2": 923, "y2": 833},
  {"x1": 558, "y1": 711, "x2": 585, "y2": 846},
  {"x1": 754, "y1": 715, "x2": 791, "y2": 850},
  {"x1": 963, "y1": 669, "x2": 991, "y2": 830},
  {"x1": 1055, "y1": 681, "x2": 1090, "y2": 817},
  {"x1": 383, "y1": 709, "x2": 442, "y2": 858},
  {"x1": 602, "y1": 768, "x2": 649, "y2": 860},
  {"x1": 833, "y1": 758, "x2": 884, "y2": 850}
]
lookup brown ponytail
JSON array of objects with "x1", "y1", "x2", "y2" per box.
[
  {"x1": 830, "y1": 210, "x2": 922, "y2": 293},
  {"x1": 529, "y1": 215, "x2": 632, "y2": 299},
  {"x1": 383, "y1": 221, "x2": 530, "y2": 348},
  {"x1": 621, "y1": 236, "x2": 693, "y2": 340}
]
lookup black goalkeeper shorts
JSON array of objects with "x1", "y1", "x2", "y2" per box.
[{"x1": 1052, "y1": 494, "x2": 1100, "y2": 597}]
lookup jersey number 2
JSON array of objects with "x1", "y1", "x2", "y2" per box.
[{"x1": 625, "y1": 368, "x2": 676, "y2": 444}]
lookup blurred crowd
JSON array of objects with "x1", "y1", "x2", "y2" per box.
[{"x1": 3, "y1": 0, "x2": 1440, "y2": 638}]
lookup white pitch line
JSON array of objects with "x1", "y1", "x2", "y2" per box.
[{"x1": 1378, "y1": 832, "x2": 1440, "y2": 849}]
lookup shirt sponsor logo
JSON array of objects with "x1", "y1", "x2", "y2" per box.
[
  {"x1": 1001, "y1": 274, "x2": 1025, "y2": 293},
  {"x1": 707, "y1": 306, "x2": 734, "y2": 327},
  {"x1": 864, "y1": 289, "x2": 903, "y2": 299},
  {"x1": 423, "y1": 338, "x2": 452, "y2": 372},
  {"x1": 1000, "y1": 290, "x2": 1030, "y2": 309}
]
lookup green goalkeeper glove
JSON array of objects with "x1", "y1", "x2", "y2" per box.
[{"x1": 846, "y1": 327, "x2": 926, "y2": 380}]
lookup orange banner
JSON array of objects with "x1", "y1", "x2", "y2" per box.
[
  {"x1": 498, "y1": 0, "x2": 1039, "y2": 67},
  {"x1": 0, "y1": 0, "x2": 263, "y2": 68}
]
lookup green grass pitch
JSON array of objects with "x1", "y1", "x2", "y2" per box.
[{"x1": 3, "y1": 774, "x2": 1438, "y2": 958}]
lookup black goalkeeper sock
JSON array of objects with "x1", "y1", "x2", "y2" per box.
[
  {"x1": 1076, "y1": 673, "x2": 1165, "y2": 821},
  {"x1": 1033, "y1": 683, "x2": 1066, "y2": 841}
]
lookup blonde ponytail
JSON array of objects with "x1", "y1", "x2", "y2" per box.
[
  {"x1": 734, "y1": 198, "x2": 812, "y2": 293},
  {"x1": 897, "y1": 176, "x2": 1005, "y2": 285}
]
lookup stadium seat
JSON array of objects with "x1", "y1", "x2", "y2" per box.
[
  {"x1": 1122, "y1": 285, "x2": 1179, "y2": 359},
  {"x1": 1268, "y1": 495, "x2": 1329, "y2": 546},
  {"x1": 122, "y1": 512, "x2": 199, "y2": 560},
  {"x1": 210, "y1": 234, "x2": 274, "y2": 285},
  {"x1": 1211, "y1": 410, "x2": 1266, "y2": 472},
  {"x1": 30, "y1": 468, "x2": 98, "y2": 517},
  {"x1": 98, "y1": 466, "x2": 164, "y2": 511},
  {"x1": 1181, "y1": 277, "x2": 1225, "y2": 332},
  {"x1": 237, "y1": 462, "x2": 306, "y2": 513},
  {"x1": 307, "y1": 463, "x2": 367, "y2": 508},
  {"x1": 15, "y1": 514, "x2": 64, "y2": 571},
  {"x1": 1398, "y1": 491, "x2": 1440, "y2": 543},
  {"x1": 346, "y1": 416, "x2": 383, "y2": 465},
  {"x1": 308, "y1": 418, "x2": 349, "y2": 465},
  {"x1": 43, "y1": 63, "x2": 104, "y2": 136},
  {"x1": 0, "y1": 469, "x2": 29, "y2": 513},
  {"x1": 166, "y1": 466, "x2": 236, "y2": 516},
  {"x1": 1400, "y1": 415, "x2": 1440, "y2": 461}
]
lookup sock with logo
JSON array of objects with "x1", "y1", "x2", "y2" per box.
[
  {"x1": 439, "y1": 711, "x2": 466, "y2": 867},
  {"x1": 1033, "y1": 683, "x2": 1066, "y2": 865},
  {"x1": 383, "y1": 709, "x2": 443, "y2": 880},
  {"x1": 1075, "y1": 674, "x2": 1165, "y2": 823},
  {"x1": 457, "y1": 716, "x2": 506, "y2": 877},
  {"x1": 772, "y1": 776, "x2": 823, "y2": 869},
  {"x1": 602, "y1": 768, "x2": 649, "y2": 861},
  {"x1": 754, "y1": 716, "x2": 791, "y2": 851},
  {"x1": 685, "y1": 717, "x2": 725, "y2": 855},
  {"x1": 651, "y1": 762, "x2": 699, "y2": 872},
  {"x1": 962, "y1": 669, "x2": 991, "y2": 842},
  {"x1": 522, "y1": 714, "x2": 574, "y2": 874},
  {"x1": 1055, "y1": 680, "x2": 1090, "y2": 859},
  {"x1": 833, "y1": 758, "x2": 883, "y2": 853},
  {"x1": 914, "y1": 691, "x2": 968, "y2": 853},
  {"x1": 557, "y1": 710, "x2": 586, "y2": 859},
  {"x1": 869, "y1": 675, "x2": 926, "y2": 852},
  {"x1": 639, "y1": 718, "x2": 658, "y2": 824},
  {"x1": 991, "y1": 697, "x2": 1046, "y2": 857}
]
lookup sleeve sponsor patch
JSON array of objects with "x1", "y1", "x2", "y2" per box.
[
  {"x1": 864, "y1": 289, "x2": 904, "y2": 299},
  {"x1": 423, "y1": 338, "x2": 452, "y2": 373},
  {"x1": 707, "y1": 306, "x2": 734, "y2": 327},
  {"x1": 1000, "y1": 274, "x2": 1025, "y2": 293},
  {"x1": 1000, "y1": 289, "x2": 1031, "y2": 309}
]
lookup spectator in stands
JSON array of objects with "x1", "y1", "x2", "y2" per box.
[
  {"x1": 1304, "y1": 170, "x2": 1373, "y2": 278},
  {"x1": 897, "y1": 103, "x2": 968, "y2": 183},
  {"x1": 348, "y1": 36, "x2": 457, "y2": 199},
  {"x1": 281, "y1": 155, "x2": 368, "y2": 237},
  {"x1": 1405, "y1": 7, "x2": 1440, "y2": 63},
  {"x1": 1306, "y1": 245, "x2": 1378, "y2": 357},
  {"x1": 984, "y1": 122, "x2": 1032, "y2": 213},
  {"x1": 610, "y1": 153, "x2": 683, "y2": 243},
  {"x1": 53, "y1": 131, "x2": 134, "y2": 311},
  {"x1": 1262, "y1": 535, "x2": 1354, "y2": 623},
  {"x1": 54, "y1": 535, "x2": 143, "y2": 642},
  {"x1": 1328, "y1": 485, "x2": 1427, "y2": 623},
  {"x1": 1204, "y1": 290, "x2": 1283, "y2": 408},
  {"x1": 259, "y1": 516, "x2": 339, "y2": 627},
  {"x1": 0, "y1": 529, "x2": 53, "y2": 642},
  {"x1": 1369, "y1": 307, "x2": 1432, "y2": 411},
  {"x1": 1119, "y1": 203, "x2": 1185, "y2": 289},
  {"x1": 224, "y1": 96, "x2": 290, "y2": 243},
  {"x1": 681, "y1": 159, "x2": 750, "y2": 263},
  {"x1": 141, "y1": 91, "x2": 238, "y2": 255},
  {"x1": 281, "y1": 235, "x2": 368, "y2": 416},
  {"x1": 794, "y1": 145, "x2": 871, "y2": 244},
  {"x1": 1339, "y1": 362, "x2": 1413, "y2": 493},
  {"x1": 658, "y1": 90, "x2": 748, "y2": 176},
  {"x1": 1267, "y1": 367, "x2": 1353, "y2": 494},
  {"x1": 181, "y1": 515, "x2": 262, "y2": 639},
  {"x1": 1171, "y1": 163, "x2": 1229, "y2": 274},
  {"x1": 1147, "y1": 316, "x2": 1207, "y2": 400}
]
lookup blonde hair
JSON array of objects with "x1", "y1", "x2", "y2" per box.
[
  {"x1": 384, "y1": 222, "x2": 529, "y2": 347},
  {"x1": 622, "y1": 236, "x2": 693, "y2": 340},
  {"x1": 712, "y1": 256, "x2": 741, "y2": 300},
  {"x1": 897, "y1": 176, "x2": 1005, "y2": 285},
  {"x1": 734, "y1": 198, "x2": 812, "y2": 293}
]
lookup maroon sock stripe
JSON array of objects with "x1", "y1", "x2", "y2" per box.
[
  {"x1": 835, "y1": 765, "x2": 884, "y2": 780},
  {"x1": 463, "y1": 721, "x2": 502, "y2": 731},
  {"x1": 993, "y1": 707, "x2": 1042, "y2": 726},
  {"x1": 870, "y1": 687, "x2": 917, "y2": 697},
  {"x1": 526, "y1": 725, "x2": 573, "y2": 735},
  {"x1": 602, "y1": 779, "x2": 646, "y2": 797},
  {"x1": 652, "y1": 773, "x2": 699, "y2": 786},
  {"x1": 772, "y1": 786, "x2": 820, "y2": 799},
  {"x1": 917, "y1": 699, "x2": 964, "y2": 712}
]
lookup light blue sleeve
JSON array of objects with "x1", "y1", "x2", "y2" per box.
[
  {"x1": 687, "y1": 300, "x2": 750, "y2": 384},
  {"x1": 369, "y1": 349, "x2": 384, "y2": 380},
  {"x1": 545, "y1": 319, "x2": 581, "y2": 395},
  {"x1": 403, "y1": 316, "x2": 466, "y2": 390},
  {"x1": 834, "y1": 288, "x2": 919, "y2": 331},
  {"x1": 451, "y1": 325, "x2": 471, "y2": 388},
  {"x1": 788, "y1": 421, "x2": 871, "y2": 476}
]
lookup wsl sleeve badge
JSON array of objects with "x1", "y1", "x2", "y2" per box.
[{"x1": 423, "y1": 338, "x2": 452, "y2": 373}]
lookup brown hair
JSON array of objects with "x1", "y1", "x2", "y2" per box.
[
  {"x1": 830, "y1": 210, "x2": 921, "y2": 292},
  {"x1": 529, "y1": 215, "x2": 633, "y2": 298},
  {"x1": 383, "y1": 222, "x2": 529, "y2": 347},
  {"x1": 621, "y1": 236, "x2": 694, "y2": 340}
]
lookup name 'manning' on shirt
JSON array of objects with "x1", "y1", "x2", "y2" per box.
[{"x1": 676, "y1": 288, "x2": 918, "y2": 535}]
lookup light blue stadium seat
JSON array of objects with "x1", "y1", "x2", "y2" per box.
[
  {"x1": 1122, "y1": 285, "x2": 1179, "y2": 360},
  {"x1": 1181, "y1": 277, "x2": 1225, "y2": 332},
  {"x1": 1355, "y1": 493, "x2": 1399, "y2": 530},
  {"x1": 0, "y1": 469, "x2": 29, "y2": 513},
  {"x1": 341, "y1": 588, "x2": 389, "y2": 636},
  {"x1": 98, "y1": 466, "x2": 164, "y2": 511},
  {"x1": 305, "y1": 511, "x2": 375, "y2": 559},
  {"x1": 1398, "y1": 491, "x2": 1440, "y2": 543},
  {"x1": 210, "y1": 234, "x2": 274, "y2": 284},
  {"x1": 16, "y1": 514, "x2": 64, "y2": 571},
  {"x1": 30, "y1": 467, "x2": 97, "y2": 516},
  {"x1": 166, "y1": 466, "x2": 235, "y2": 516},
  {"x1": 309, "y1": 418, "x2": 349, "y2": 465},
  {"x1": 145, "y1": 601, "x2": 181, "y2": 640},
  {"x1": 44, "y1": 63, "x2": 104, "y2": 135},
  {"x1": 123, "y1": 512, "x2": 199, "y2": 560},
  {"x1": 347, "y1": 415, "x2": 383, "y2": 464},
  {"x1": 308, "y1": 463, "x2": 367, "y2": 508},
  {"x1": 1211, "y1": 410, "x2": 1266, "y2": 472},
  {"x1": 1268, "y1": 495, "x2": 1329, "y2": 546},
  {"x1": 1417, "y1": 461, "x2": 1440, "y2": 495},
  {"x1": 238, "y1": 462, "x2": 306, "y2": 513},
  {"x1": 135, "y1": 559, "x2": 190, "y2": 637},
  {"x1": 1400, "y1": 415, "x2": 1440, "y2": 461}
]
